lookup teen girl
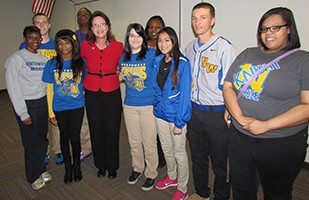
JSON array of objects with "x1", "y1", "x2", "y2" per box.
[
  {"x1": 120, "y1": 23, "x2": 158, "y2": 191},
  {"x1": 6, "y1": 25, "x2": 50, "y2": 190},
  {"x1": 153, "y1": 27, "x2": 192, "y2": 200},
  {"x1": 145, "y1": 15, "x2": 165, "y2": 49},
  {"x1": 42, "y1": 29, "x2": 87, "y2": 184},
  {"x1": 145, "y1": 15, "x2": 167, "y2": 168}
]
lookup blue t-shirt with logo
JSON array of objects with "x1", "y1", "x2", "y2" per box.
[
  {"x1": 42, "y1": 59, "x2": 85, "y2": 111},
  {"x1": 120, "y1": 48, "x2": 156, "y2": 106}
]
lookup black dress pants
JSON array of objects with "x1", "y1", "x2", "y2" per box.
[
  {"x1": 85, "y1": 88, "x2": 122, "y2": 172},
  {"x1": 187, "y1": 107, "x2": 230, "y2": 200}
]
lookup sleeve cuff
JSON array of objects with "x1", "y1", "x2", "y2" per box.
[{"x1": 20, "y1": 113, "x2": 30, "y2": 121}]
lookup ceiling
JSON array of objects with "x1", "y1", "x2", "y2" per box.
[{"x1": 68, "y1": 0, "x2": 100, "y2": 5}]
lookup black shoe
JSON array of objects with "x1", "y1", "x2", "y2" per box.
[
  {"x1": 73, "y1": 165, "x2": 82, "y2": 182},
  {"x1": 97, "y1": 168, "x2": 106, "y2": 177},
  {"x1": 108, "y1": 171, "x2": 117, "y2": 179},
  {"x1": 64, "y1": 168, "x2": 72, "y2": 184},
  {"x1": 141, "y1": 178, "x2": 156, "y2": 191},
  {"x1": 127, "y1": 171, "x2": 142, "y2": 185}
]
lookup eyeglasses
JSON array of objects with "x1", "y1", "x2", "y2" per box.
[
  {"x1": 259, "y1": 24, "x2": 288, "y2": 33},
  {"x1": 27, "y1": 36, "x2": 43, "y2": 41},
  {"x1": 92, "y1": 23, "x2": 107, "y2": 28}
]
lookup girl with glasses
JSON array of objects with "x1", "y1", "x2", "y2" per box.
[
  {"x1": 223, "y1": 7, "x2": 309, "y2": 200},
  {"x1": 80, "y1": 11, "x2": 123, "y2": 180}
]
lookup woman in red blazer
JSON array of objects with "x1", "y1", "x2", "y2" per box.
[{"x1": 81, "y1": 11, "x2": 123, "y2": 179}]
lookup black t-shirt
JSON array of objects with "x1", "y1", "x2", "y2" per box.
[{"x1": 157, "y1": 58, "x2": 172, "y2": 91}]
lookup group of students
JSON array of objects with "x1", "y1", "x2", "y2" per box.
[{"x1": 5, "y1": 2, "x2": 309, "y2": 200}]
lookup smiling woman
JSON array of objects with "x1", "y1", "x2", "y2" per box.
[
  {"x1": 80, "y1": 11, "x2": 124, "y2": 180},
  {"x1": 5, "y1": 25, "x2": 50, "y2": 190},
  {"x1": 25, "y1": 33, "x2": 42, "y2": 53},
  {"x1": 223, "y1": 7, "x2": 309, "y2": 200},
  {"x1": 259, "y1": 14, "x2": 291, "y2": 54},
  {"x1": 145, "y1": 16, "x2": 165, "y2": 49}
]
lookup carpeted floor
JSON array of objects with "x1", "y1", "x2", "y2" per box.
[{"x1": 0, "y1": 90, "x2": 308, "y2": 200}]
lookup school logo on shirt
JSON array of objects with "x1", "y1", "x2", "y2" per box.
[
  {"x1": 38, "y1": 49, "x2": 56, "y2": 60},
  {"x1": 201, "y1": 57, "x2": 218, "y2": 73},
  {"x1": 54, "y1": 69, "x2": 82, "y2": 98},
  {"x1": 121, "y1": 64, "x2": 147, "y2": 91},
  {"x1": 233, "y1": 62, "x2": 280, "y2": 101},
  {"x1": 26, "y1": 61, "x2": 46, "y2": 71}
]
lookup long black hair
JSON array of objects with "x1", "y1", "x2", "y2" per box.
[
  {"x1": 53, "y1": 29, "x2": 86, "y2": 81},
  {"x1": 156, "y1": 27, "x2": 182, "y2": 87},
  {"x1": 123, "y1": 23, "x2": 148, "y2": 62},
  {"x1": 257, "y1": 7, "x2": 301, "y2": 51}
]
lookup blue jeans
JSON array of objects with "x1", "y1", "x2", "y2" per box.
[
  {"x1": 229, "y1": 125, "x2": 308, "y2": 200},
  {"x1": 15, "y1": 96, "x2": 48, "y2": 183}
]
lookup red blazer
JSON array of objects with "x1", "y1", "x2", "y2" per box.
[{"x1": 81, "y1": 39, "x2": 123, "y2": 92}]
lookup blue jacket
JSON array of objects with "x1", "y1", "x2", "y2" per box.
[{"x1": 153, "y1": 54, "x2": 192, "y2": 129}]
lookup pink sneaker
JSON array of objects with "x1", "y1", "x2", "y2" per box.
[
  {"x1": 172, "y1": 190, "x2": 188, "y2": 200},
  {"x1": 155, "y1": 176, "x2": 177, "y2": 190}
]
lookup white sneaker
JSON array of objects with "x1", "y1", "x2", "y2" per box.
[
  {"x1": 40, "y1": 171, "x2": 52, "y2": 183},
  {"x1": 31, "y1": 177, "x2": 46, "y2": 190}
]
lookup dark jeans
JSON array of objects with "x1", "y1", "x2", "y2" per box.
[
  {"x1": 54, "y1": 107, "x2": 84, "y2": 166},
  {"x1": 85, "y1": 88, "x2": 122, "y2": 172},
  {"x1": 229, "y1": 125, "x2": 308, "y2": 200},
  {"x1": 15, "y1": 96, "x2": 48, "y2": 183},
  {"x1": 187, "y1": 107, "x2": 230, "y2": 200}
]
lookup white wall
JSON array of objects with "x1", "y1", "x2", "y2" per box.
[
  {"x1": 1, "y1": 0, "x2": 309, "y2": 89},
  {"x1": 0, "y1": 0, "x2": 34, "y2": 90},
  {"x1": 50, "y1": 0, "x2": 75, "y2": 37}
]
